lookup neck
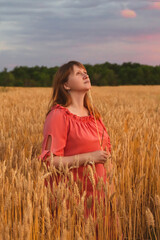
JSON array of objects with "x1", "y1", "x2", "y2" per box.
[{"x1": 69, "y1": 91, "x2": 87, "y2": 110}]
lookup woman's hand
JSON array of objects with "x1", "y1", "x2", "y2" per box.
[{"x1": 88, "y1": 150, "x2": 111, "y2": 165}]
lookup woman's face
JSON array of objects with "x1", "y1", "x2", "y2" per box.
[{"x1": 64, "y1": 65, "x2": 91, "y2": 92}]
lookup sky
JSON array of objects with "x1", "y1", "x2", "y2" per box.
[{"x1": 0, "y1": 0, "x2": 160, "y2": 71}]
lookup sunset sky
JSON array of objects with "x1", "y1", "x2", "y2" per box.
[{"x1": 0, "y1": 0, "x2": 160, "y2": 71}]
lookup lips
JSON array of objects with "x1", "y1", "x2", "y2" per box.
[{"x1": 84, "y1": 80, "x2": 90, "y2": 83}]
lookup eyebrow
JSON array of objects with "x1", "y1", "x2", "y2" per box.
[{"x1": 76, "y1": 70, "x2": 87, "y2": 73}]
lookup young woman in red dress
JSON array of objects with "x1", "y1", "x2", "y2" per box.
[{"x1": 38, "y1": 60, "x2": 123, "y2": 239}]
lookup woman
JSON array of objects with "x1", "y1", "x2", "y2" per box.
[{"x1": 38, "y1": 60, "x2": 122, "y2": 239}]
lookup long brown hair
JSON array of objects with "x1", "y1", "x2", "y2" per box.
[{"x1": 46, "y1": 60, "x2": 101, "y2": 119}]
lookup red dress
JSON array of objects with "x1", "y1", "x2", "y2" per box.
[{"x1": 38, "y1": 104, "x2": 112, "y2": 219}]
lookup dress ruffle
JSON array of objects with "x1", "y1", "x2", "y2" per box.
[{"x1": 51, "y1": 103, "x2": 95, "y2": 122}]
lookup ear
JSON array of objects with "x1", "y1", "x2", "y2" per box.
[{"x1": 63, "y1": 83, "x2": 70, "y2": 91}]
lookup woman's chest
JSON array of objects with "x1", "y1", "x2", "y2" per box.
[{"x1": 64, "y1": 119, "x2": 109, "y2": 154}]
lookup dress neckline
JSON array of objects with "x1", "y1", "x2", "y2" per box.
[{"x1": 52, "y1": 104, "x2": 94, "y2": 122}]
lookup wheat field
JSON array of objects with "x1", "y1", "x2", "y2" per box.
[{"x1": 0, "y1": 85, "x2": 160, "y2": 240}]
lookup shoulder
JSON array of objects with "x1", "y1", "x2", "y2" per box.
[
  {"x1": 43, "y1": 107, "x2": 69, "y2": 134},
  {"x1": 45, "y1": 107, "x2": 68, "y2": 126},
  {"x1": 47, "y1": 107, "x2": 66, "y2": 118},
  {"x1": 97, "y1": 116, "x2": 108, "y2": 132},
  {"x1": 97, "y1": 116, "x2": 103, "y2": 125}
]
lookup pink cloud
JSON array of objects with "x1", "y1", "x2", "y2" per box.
[
  {"x1": 71, "y1": 32, "x2": 160, "y2": 66},
  {"x1": 149, "y1": 2, "x2": 160, "y2": 9},
  {"x1": 114, "y1": 33, "x2": 160, "y2": 65},
  {"x1": 126, "y1": 33, "x2": 160, "y2": 42},
  {"x1": 121, "y1": 9, "x2": 137, "y2": 18}
]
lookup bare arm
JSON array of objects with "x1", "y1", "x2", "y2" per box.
[
  {"x1": 45, "y1": 152, "x2": 94, "y2": 169},
  {"x1": 42, "y1": 135, "x2": 94, "y2": 169},
  {"x1": 42, "y1": 135, "x2": 109, "y2": 170}
]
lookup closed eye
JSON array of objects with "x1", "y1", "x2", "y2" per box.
[{"x1": 76, "y1": 71, "x2": 87, "y2": 75}]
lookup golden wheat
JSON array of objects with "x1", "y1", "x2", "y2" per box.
[
  {"x1": 0, "y1": 86, "x2": 160, "y2": 239},
  {"x1": 155, "y1": 194, "x2": 160, "y2": 209},
  {"x1": 145, "y1": 207, "x2": 155, "y2": 227}
]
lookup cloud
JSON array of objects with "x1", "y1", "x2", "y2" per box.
[
  {"x1": 149, "y1": 2, "x2": 160, "y2": 10},
  {"x1": 121, "y1": 9, "x2": 137, "y2": 18},
  {"x1": 0, "y1": 0, "x2": 160, "y2": 70}
]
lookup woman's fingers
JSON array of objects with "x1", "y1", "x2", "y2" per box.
[
  {"x1": 103, "y1": 152, "x2": 111, "y2": 161},
  {"x1": 104, "y1": 151, "x2": 109, "y2": 157}
]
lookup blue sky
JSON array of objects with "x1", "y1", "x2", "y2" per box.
[{"x1": 0, "y1": 0, "x2": 160, "y2": 71}]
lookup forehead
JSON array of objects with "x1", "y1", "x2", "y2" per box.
[{"x1": 73, "y1": 65, "x2": 85, "y2": 72}]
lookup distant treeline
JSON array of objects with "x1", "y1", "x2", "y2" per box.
[{"x1": 0, "y1": 61, "x2": 160, "y2": 87}]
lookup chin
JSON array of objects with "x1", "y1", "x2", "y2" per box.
[{"x1": 85, "y1": 89, "x2": 89, "y2": 92}]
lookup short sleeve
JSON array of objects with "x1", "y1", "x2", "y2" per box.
[
  {"x1": 38, "y1": 109, "x2": 68, "y2": 162},
  {"x1": 98, "y1": 117, "x2": 111, "y2": 154}
]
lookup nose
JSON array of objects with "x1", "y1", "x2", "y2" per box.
[{"x1": 82, "y1": 73, "x2": 88, "y2": 79}]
